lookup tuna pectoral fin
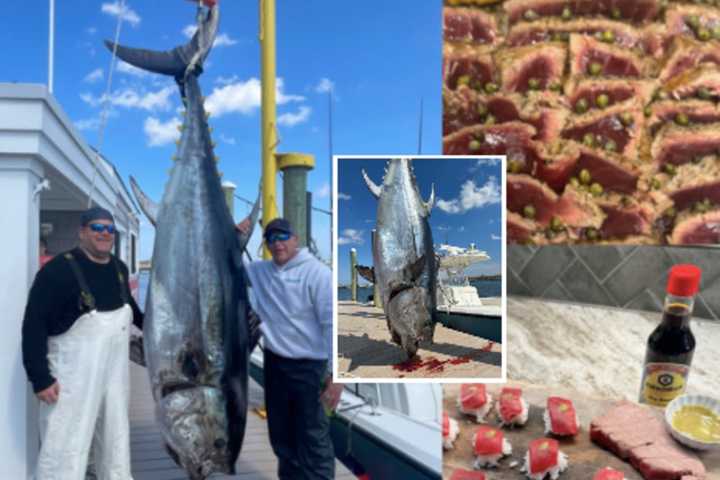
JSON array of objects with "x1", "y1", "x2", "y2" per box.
[
  {"x1": 247, "y1": 309, "x2": 261, "y2": 350},
  {"x1": 362, "y1": 169, "x2": 382, "y2": 199},
  {"x1": 237, "y1": 186, "x2": 262, "y2": 252},
  {"x1": 403, "y1": 254, "x2": 427, "y2": 283},
  {"x1": 424, "y1": 183, "x2": 435, "y2": 216},
  {"x1": 356, "y1": 265, "x2": 375, "y2": 283},
  {"x1": 129, "y1": 176, "x2": 158, "y2": 227}
]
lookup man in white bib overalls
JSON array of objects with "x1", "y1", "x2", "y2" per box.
[{"x1": 22, "y1": 207, "x2": 144, "y2": 480}]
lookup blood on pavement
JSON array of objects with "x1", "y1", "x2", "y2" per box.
[{"x1": 392, "y1": 342, "x2": 495, "y2": 374}]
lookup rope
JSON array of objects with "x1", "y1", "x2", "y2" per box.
[{"x1": 87, "y1": 0, "x2": 126, "y2": 207}]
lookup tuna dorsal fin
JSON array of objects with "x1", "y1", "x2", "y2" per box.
[
  {"x1": 404, "y1": 254, "x2": 427, "y2": 283},
  {"x1": 424, "y1": 183, "x2": 435, "y2": 216},
  {"x1": 362, "y1": 169, "x2": 382, "y2": 199},
  {"x1": 103, "y1": 5, "x2": 218, "y2": 77},
  {"x1": 129, "y1": 176, "x2": 158, "y2": 227},
  {"x1": 356, "y1": 265, "x2": 375, "y2": 284}
]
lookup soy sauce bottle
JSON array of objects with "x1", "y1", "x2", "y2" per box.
[{"x1": 639, "y1": 264, "x2": 701, "y2": 407}]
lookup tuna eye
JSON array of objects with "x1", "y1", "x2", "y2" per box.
[{"x1": 214, "y1": 438, "x2": 226, "y2": 449}]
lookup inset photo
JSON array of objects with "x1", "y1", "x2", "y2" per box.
[{"x1": 333, "y1": 156, "x2": 506, "y2": 381}]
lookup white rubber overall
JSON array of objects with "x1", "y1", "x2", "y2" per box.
[{"x1": 35, "y1": 305, "x2": 133, "y2": 480}]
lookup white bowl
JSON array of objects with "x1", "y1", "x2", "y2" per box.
[{"x1": 665, "y1": 394, "x2": 720, "y2": 451}]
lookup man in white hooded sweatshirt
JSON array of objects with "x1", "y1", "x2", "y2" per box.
[{"x1": 238, "y1": 217, "x2": 334, "y2": 480}]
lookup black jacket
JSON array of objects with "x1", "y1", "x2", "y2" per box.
[{"x1": 22, "y1": 248, "x2": 143, "y2": 393}]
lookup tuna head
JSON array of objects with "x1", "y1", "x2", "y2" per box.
[
  {"x1": 386, "y1": 284, "x2": 434, "y2": 358},
  {"x1": 157, "y1": 386, "x2": 234, "y2": 479}
]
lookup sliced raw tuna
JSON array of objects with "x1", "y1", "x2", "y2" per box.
[
  {"x1": 444, "y1": 7, "x2": 500, "y2": 45},
  {"x1": 652, "y1": 122, "x2": 720, "y2": 167},
  {"x1": 569, "y1": 34, "x2": 648, "y2": 78},
  {"x1": 566, "y1": 78, "x2": 656, "y2": 114},
  {"x1": 670, "y1": 182, "x2": 720, "y2": 213},
  {"x1": 590, "y1": 401, "x2": 706, "y2": 480},
  {"x1": 648, "y1": 100, "x2": 720, "y2": 136},
  {"x1": 665, "y1": 64, "x2": 720, "y2": 101},
  {"x1": 449, "y1": 469, "x2": 486, "y2": 480},
  {"x1": 495, "y1": 43, "x2": 567, "y2": 93},
  {"x1": 546, "y1": 397, "x2": 579, "y2": 436},
  {"x1": 507, "y1": 18, "x2": 643, "y2": 50},
  {"x1": 659, "y1": 37, "x2": 720, "y2": 84},
  {"x1": 444, "y1": 43, "x2": 495, "y2": 91},
  {"x1": 561, "y1": 100, "x2": 645, "y2": 159},
  {"x1": 503, "y1": 0, "x2": 661, "y2": 25},
  {"x1": 665, "y1": 4, "x2": 720, "y2": 40},
  {"x1": 574, "y1": 145, "x2": 640, "y2": 194},
  {"x1": 670, "y1": 210, "x2": 720, "y2": 244},
  {"x1": 594, "y1": 467, "x2": 626, "y2": 480},
  {"x1": 533, "y1": 140, "x2": 581, "y2": 192}
]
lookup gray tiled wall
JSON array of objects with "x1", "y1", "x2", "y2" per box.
[{"x1": 508, "y1": 245, "x2": 720, "y2": 321}]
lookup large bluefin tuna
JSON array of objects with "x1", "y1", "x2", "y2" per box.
[
  {"x1": 360, "y1": 158, "x2": 437, "y2": 358},
  {"x1": 106, "y1": 4, "x2": 260, "y2": 479}
]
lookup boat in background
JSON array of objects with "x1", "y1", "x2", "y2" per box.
[{"x1": 435, "y1": 243, "x2": 501, "y2": 342}]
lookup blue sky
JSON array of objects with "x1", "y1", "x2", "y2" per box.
[
  {"x1": 337, "y1": 157, "x2": 502, "y2": 285},
  {"x1": 5, "y1": 1, "x2": 442, "y2": 260}
]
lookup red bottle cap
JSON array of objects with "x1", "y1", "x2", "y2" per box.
[{"x1": 667, "y1": 264, "x2": 702, "y2": 297}]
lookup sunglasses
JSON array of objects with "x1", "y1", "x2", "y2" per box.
[
  {"x1": 266, "y1": 232, "x2": 291, "y2": 245},
  {"x1": 87, "y1": 223, "x2": 117, "y2": 234}
]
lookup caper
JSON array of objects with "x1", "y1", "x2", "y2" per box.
[
  {"x1": 601, "y1": 30, "x2": 615, "y2": 43},
  {"x1": 528, "y1": 78, "x2": 540, "y2": 90},
  {"x1": 596, "y1": 93, "x2": 610, "y2": 108},
  {"x1": 590, "y1": 182, "x2": 604, "y2": 196},
  {"x1": 664, "y1": 163, "x2": 677, "y2": 175},
  {"x1": 469, "y1": 139, "x2": 481, "y2": 151},
  {"x1": 675, "y1": 112, "x2": 690, "y2": 126},
  {"x1": 605, "y1": 139, "x2": 617, "y2": 152},
  {"x1": 561, "y1": 6, "x2": 572, "y2": 20},
  {"x1": 524, "y1": 9, "x2": 538, "y2": 21},
  {"x1": 552, "y1": 32, "x2": 565, "y2": 42},
  {"x1": 589, "y1": 62, "x2": 603, "y2": 76},
  {"x1": 620, "y1": 112, "x2": 634, "y2": 126},
  {"x1": 523, "y1": 204, "x2": 536, "y2": 219},
  {"x1": 470, "y1": 79, "x2": 484, "y2": 91},
  {"x1": 585, "y1": 228, "x2": 599, "y2": 241},
  {"x1": 579, "y1": 168, "x2": 592, "y2": 185},
  {"x1": 485, "y1": 114, "x2": 496, "y2": 125},
  {"x1": 575, "y1": 98, "x2": 589, "y2": 114},
  {"x1": 686, "y1": 15, "x2": 701, "y2": 30},
  {"x1": 550, "y1": 216, "x2": 564, "y2": 232},
  {"x1": 477, "y1": 103, "x2": 488, "y2": 116},
  {"x1": 484, "y1": 82, "x2": 499, "y2": 94},
  {"x1": 644, "y1": 105, "x2": 652, "y2": 117},
  {"x1": 650, "y1": 178, "x2": 661, "y2": 190},
  {"x1": 583, "y1": 132, "x2": 596, "y2": 147},
  {"x1": 456, "y1": 75, "x2": 471, "y2": 87},
  {"x1": 698, "y1": 87, "x2": 712, "y2": 100},
  {"x1": 713, "y1": 25, "x2": 720, "y2": 40},
  {"x1": 508, "y1": 160, "x2": 522, "y2": 173},
  {"x1": 695, "y1": 201, "x2": 710, "y2": 213},
  {"x1": 653, "y1": 90, "x2": 669, "y2": 101},
  {"x1": 549, "y1": 82, "x2": 562, "y2": 92},
  {"x1": 665, "y1": 207, "x2": 676, "y2": 218},
  {"x1": 611, "y1": 7, "x2": 621, "y2": 19},
  {"x1": 698, "y1": 27, "x2": 711, "y2": 41},
  {"x1": 569, "y1": 177, "x2": 580, "y2": 187}
]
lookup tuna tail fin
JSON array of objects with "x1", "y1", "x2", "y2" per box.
[
  {"x1": 424, "y1": 183, "x2": 435, "y2": 216},
  {"x1": 356, "y1": 265, "x2": 375, "y2": 284},
  {"x1": 129, "y1": 176, "x2": 158, "y2": 227},
  {"x1": 361, "y1": 169, "x2": 382, "y2": 199},
  {"x1": 103, "y1": 5, "x2": 218, "y2": 77}
]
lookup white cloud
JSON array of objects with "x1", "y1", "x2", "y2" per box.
[
  {"x1": 491, "y1": 234, "x2": 501, "y2": 240},
  {"x1": 144, "y1": 117, "x2": 181, "y2": 147},
  {"x1": 215, "y1": 75, "x2": 239, "y2": 85},
  {"x1": 314, "y1": 183, "x2": 330, "y2": 198},
  {"x1": 204, "y1": 78, "x2": 304, "y2": 117},
  {"x1": 101, "y1": 2, "x2": 141, "y2": 27},
  {"x1": 315, "y1": 77, "x2": 334, "y2": 93},
  {"x1": 278, "y1": 106, "x2": 311, "y2": 127},
  {"x1": 75, "y1": 117, "x2": 101, "y2": 131},
  {"x1": 84, "y1": 68, "x2": 104, "y2": 84},
  {"x1": 182, "y1": 25, "x2": 237, "y2": 47},
  {"x1": 219, "y1": 133, "x2": 236, "y2": 145},
  {"x1": 87, "y1": 27, "x2": 98, "y2": 35},
  {"x1": 81, "y1": 86, "x2": 175, "y2": 112},
  {"x1": 436, "y1": 177, "x2": 501, "y2": 214},
  {"x1": 338, "y1": 229, "x2": 363, "y2": 245},
  {"x1": 337, "y1": 192, "x2": 351, "y2": 200},
  {"x1": 477, "y1": 158, "x2": 501, "y2": 166},
  {"x1": 116, "y1": 60, "x2": 149, "y2": 78}
]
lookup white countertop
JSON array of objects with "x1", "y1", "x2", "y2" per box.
[{"x1": 508, "y1": 297, "x2": 720, "y2": 401}]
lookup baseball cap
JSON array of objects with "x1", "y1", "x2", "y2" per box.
[
  {"x1": 81, "y1": 207, "x2": 115, "y2": 226},
  {"x1": 263, "y1": 218, "x2": 294, "y2": 238}
]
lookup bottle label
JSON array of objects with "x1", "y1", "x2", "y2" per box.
[{"x1": 640, "y1": 362, "x2": 689, "y2": 407}]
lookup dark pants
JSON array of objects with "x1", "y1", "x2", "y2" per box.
[{"x1": 264, "y1": 349, "x2": 335, "y2": 480}]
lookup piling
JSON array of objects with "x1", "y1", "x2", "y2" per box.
[
  {"x1": 350, "y1": 248, "x2": 357, "y2": 302},
  {"x1": 276, "y1": 153, "x2": 314, "y2": 247}
]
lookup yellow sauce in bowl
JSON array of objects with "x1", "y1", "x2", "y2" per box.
[{"x1": 672, "y1": 405, "x2": 720, "y2": 443}]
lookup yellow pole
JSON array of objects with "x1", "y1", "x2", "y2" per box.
[{"x1": 260, "y1": 0, "x2": 278, "y2": 259}]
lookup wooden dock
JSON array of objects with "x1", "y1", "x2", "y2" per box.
[
  {"x1": 129, "y1": 364, "x2": 355, "y2": 479},
  {"x1": 336, "y1": 301, "x2": 502, "y2": 380}
]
